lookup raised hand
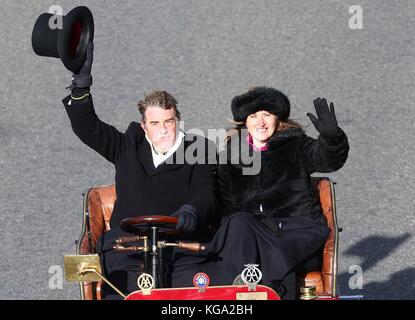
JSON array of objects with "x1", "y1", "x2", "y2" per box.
[
  {"x1": 307, "y1": 98, "x2": 340, "y2": 139},
  {"x1": 71, "y1": 42, "x2": 94, "y2": 89}
]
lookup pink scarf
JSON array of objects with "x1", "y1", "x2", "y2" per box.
[{"x1": 247, "y1": 134, "x2": 269, "y2": 152}]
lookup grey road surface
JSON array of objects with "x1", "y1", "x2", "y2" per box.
[{"x1": 0, "y1": 0, "x2": 414, "y2": 299}]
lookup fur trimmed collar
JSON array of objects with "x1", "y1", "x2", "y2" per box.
[
  {"x1": 268, "y1": 127, "x2": 306, "y2": 144},
  {"x1": 226, "y1": 127, "x2": 306, "y2": 147},
  {"x1": 224, "y1": 127, "x2": 306, "y2": 166}
]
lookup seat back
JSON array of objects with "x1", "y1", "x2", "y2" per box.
[
  {"x1": 76, "y1": 178, "x2": 339, "y2": 300},
  {"x1": 76, "y1": 184, "x2": 116, "y2": 300},
  {"x1": 300, "y1": 177, "x2": 339, "y2": 297}
]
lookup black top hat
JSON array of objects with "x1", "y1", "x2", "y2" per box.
[{"x1": 32, "y1": 6, "x2": 94, "y2": 73}]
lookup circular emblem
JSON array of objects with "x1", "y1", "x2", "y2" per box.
[
  {"x1": 241, "y1": 264, "x2": 262, "y2": 290},
  {"x1": 137, "y1": 273, "x2": 154, "y2": 291},
  {"x1": 193, "y1": 272, "x2": 210, "y2": 289}
]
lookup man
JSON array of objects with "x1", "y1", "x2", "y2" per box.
[{"x1": 62, "y1": 43, "x2": 217, "y2": 299}]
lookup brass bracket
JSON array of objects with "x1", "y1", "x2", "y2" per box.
[{"x1": 64, "y1": 255, "x2": 126, "y2": 299}]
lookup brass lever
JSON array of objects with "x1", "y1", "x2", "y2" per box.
[
  {"x1": 158, "y1": 241, "x2": 206, "y2": 252},
  {"x1": 115, "y1": 235, "x2": 148, "y2": 246},
  {"x1": 113, "y1": 236, "x2": 149, "y2": 253},
  {"x1": 80, "y1": 267, "x2": 126, "y2": 299},
  {"x1": 112, "y1": 244, "x2": 146, "y2": 252}
]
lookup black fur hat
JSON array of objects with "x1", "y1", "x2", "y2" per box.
[{"x1": 231, "y1": 87, "x2": 291, "y2": 122}]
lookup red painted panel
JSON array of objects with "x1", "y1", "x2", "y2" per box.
[{"x1": 125, "y1": 285, "x2": 281, "y2": 300}]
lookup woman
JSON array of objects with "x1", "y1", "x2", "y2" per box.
[{"x1": 201, "y1": 87, "x2": 348, "y2": 299}]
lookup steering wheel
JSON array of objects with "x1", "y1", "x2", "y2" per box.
[
  {"x1": 119, "y1": 215, "x2": 179, "y2": 235},
  {"x1": 118, "y1": 215, "x2": 180, "y2": 288}
]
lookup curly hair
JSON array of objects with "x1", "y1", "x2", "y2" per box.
[{"x1": 137, "y1": 90, "x2": 181, "y2": 122}]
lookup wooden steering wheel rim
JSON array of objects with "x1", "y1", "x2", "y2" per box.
[{"x1": 119, "y1": 215, "x2": 179, "y2": 234}]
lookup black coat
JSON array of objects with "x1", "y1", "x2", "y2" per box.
[
  {"x1": 218, "y1": 127, "x2": 349, "y2": 226},
  {"x1": 62, "y1": 95, "x2": 217, "y2": 237},
  {"x1": 170, "y1": 127, "x2": 349, "y2": 296},
  {"x1": 171, "y1": 126, "x2": 350, "y2": 297}
]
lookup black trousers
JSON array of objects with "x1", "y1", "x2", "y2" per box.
[{"x1": 170, "y1": 212, "x2": 328, "y2": 300}]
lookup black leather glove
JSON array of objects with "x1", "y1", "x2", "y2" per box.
[
  {"x1": 172, "y1": 204, "x2": 199, "y2": 232},
  {"x1": 307, "y1": 98, "x2": 340, "y2": 140},
  {"x1": 69, "y1": 42, "x2": 93, "y2": 90}
]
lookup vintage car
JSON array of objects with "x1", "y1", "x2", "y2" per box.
[{"x1": 64, "y1": 177, "x2": 342, "y2": 300}]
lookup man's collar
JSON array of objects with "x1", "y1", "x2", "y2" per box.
[
  {"x1": 145, "y1": 130, "x2": 185, "y2": 155},
  {"x1": 146, "y1": 130, "x2": 186, "y2": 168}
]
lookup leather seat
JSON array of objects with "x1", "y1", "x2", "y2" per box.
[
  {"x1": 77, "y1": 185, "x2": 115, "y2": 300},
  {"x1": 76, "y1": 177, "x2": 339, "y2": 300},
  {"x1": 296, "y1": 178, "x2": 340, "y2": 297}
]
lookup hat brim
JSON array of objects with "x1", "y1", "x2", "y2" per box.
[{"x1": 57, "y1": 6, "x2": 94, "y2": 73}]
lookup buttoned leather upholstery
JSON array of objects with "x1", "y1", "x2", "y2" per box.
[
  {"x1": 77, "y1": 185, "x2": 115, "y2": 300},
  {"x1": 296, "y1": 178, "x2": 339, "y2": 297}
]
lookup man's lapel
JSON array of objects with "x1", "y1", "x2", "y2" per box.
[
  {"x1": 138, "y1": 139, "x2": 156, "y2": 175},
  {"x1": 152, "y1": 139, "x2": 186, "y2": 176}
]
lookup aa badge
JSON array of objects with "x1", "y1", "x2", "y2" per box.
[
  {"x1": 241, "y1": 264, "x2": 262, "y2": 291},
  {"x1": 137, "y1": 273, "x2": 154, "y2": 295}
]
